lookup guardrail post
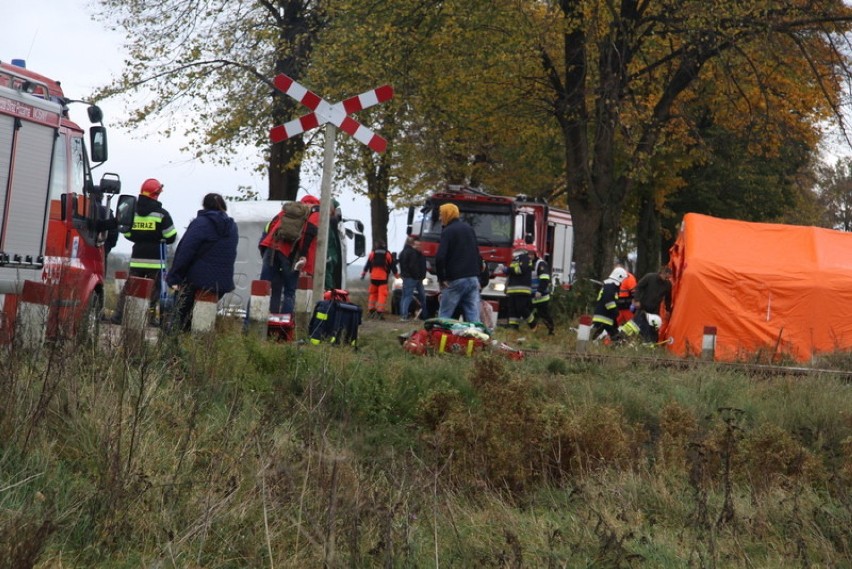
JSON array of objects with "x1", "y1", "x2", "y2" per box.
[
  {"x1": 248, "y1": 280, "x2": 271, "y2": 339},
  {"x1": 123, "y1": 277, "x2": 154, "y2": 332},
  {"x1": 0, "y1": 294, "x2": 18, "y2": 344},
  {"x1": 576, "y1": 314, "x2": 593, "y2": 353},
  {"x1": 191, "y1": 290, "x2": 219, "y2": 333},
  {"x1": 702, "y1": 326, "x2": 717, "y2": 360},
  {"x1": 114, "y1": 270, "x2": 128, "y2": 297},
  {"x1": 18, "y1": 281, "x2": 52, "y2": 351}
]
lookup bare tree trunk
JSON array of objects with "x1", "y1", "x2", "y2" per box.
[
  {"x1": 268, "y1": 134, "x2": 303, "y2": 201},
  {"x1": 267, "y1": 0, "x2": 319, "y2": 201},
  {"x1": 364, "y1": 148, "x2": 392, "y2": 248},
  {"x1": 635, "y1": 190, "x2": 662, "y2": 277}
]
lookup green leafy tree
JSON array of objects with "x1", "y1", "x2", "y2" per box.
[
  {"x1": 528, "y1": 0, "x2": 852, "y2": 278},
  {"x1": 307, "y1": 0, "x2": 564, "y2": 247},
  {"x1": 815, "y1": 157, "x2": 852, "y2": 231},
  {"x1": 92, "y1": 0, "x2": 327, "y2": 201},
  {"x1": 658, "y1": 121, "x2": 821, "y2": 263}
]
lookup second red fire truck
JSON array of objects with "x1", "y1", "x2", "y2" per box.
[{"x1": 406, "y1": 184, "x2": 574, "y2": 317}]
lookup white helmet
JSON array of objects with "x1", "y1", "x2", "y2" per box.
[
  {"x1": 646, "y1": 313, "x2": 662, "y2": 330},
  {"x1": 607, "y1": 267, "x2": 629, "y2": 284}
]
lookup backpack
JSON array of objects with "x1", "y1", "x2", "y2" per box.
[
  {"x1": 308, "y1": 299, "x2": 362, "y2": 347},
  {"x1": 273, "y1": 201, "x2": 317, "y2": 243},
  {"x1": 371, "y1": 249, "x2": 390, "y2": 271}
]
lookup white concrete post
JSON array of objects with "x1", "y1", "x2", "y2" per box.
[
  {"x1": 702, "y1": 326, "x2": 717, "y2": 360},
  {"x1": 191, "y1": 290, "x2": 219, "y2": 333},
  {"x1": 248, "y1": 280, "x2": 271, "y2": 339},
  {"x1": 576, "y1": 314, "x2": 593, "y2": 353},
  {"x1": 123, "y1": 277, "x2": 154, "y2": 333},
  {"x1": 114, "y1": 270, "x2": 128, "y2": 297}
]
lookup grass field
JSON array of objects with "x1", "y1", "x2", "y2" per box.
[{"x1": 0, "y1": 298, "x2": 850, "y2": 568}]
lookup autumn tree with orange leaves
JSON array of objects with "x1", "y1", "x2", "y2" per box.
[{"x1": 527, "y1": 0, "x2": 852, "y2": 277}]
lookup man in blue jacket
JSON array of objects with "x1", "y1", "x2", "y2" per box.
[{"x1": 435, "y1": 203, "x2": 481, "y2": 323}]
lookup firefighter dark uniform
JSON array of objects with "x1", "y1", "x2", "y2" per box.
[
  {"x1": 591, "y1": 267, "x2": 629, "y2": 342},
  {"x1": 361, "y1": 242, "x2": 398, "y2": 319},
  {"x1": 619, "y1": 267, "x2": 673, "y2": 343},
  {"x1": 505, "y1": 242, "x2": 534, "y2": 329},
  {"x1": 528, "y1": 253, "x2": 555, "y2": 335},
  {"x1": 112, "y1": 178, "x2": 178, "y2": 323}
]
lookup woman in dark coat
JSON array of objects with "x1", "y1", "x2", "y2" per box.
[{"x1": 166, "y1": 193, "x2": 238, "y2": 331}]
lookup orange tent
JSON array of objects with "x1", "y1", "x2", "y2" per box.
[{"x1": 665, "y1": 213, "x2": 852, "y2": 362}]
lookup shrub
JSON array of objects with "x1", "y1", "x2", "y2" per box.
[
  {"x1": 737, "y1": 423, "x2": 825, "y2": 491},
  {"x1": 656, "y1": 401, "x2": 699, "y2": 472}
]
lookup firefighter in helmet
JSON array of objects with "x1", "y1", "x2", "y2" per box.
[
  {"x1": 112, "y1": 178, "x2": 178, "y2": 324},
  {"x1": 591, "y1": 266, "x2": 629, "y2": 342},
  {"x1": 527, "y1": 246, "x2": 555, "y2": 335},
  {"x1": 503, "y1": 239, "x2": 534, "y2": 330}
]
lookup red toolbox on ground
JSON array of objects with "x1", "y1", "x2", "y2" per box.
[{"x1": 267, "y1": 313, "x2": 295, "y2": 341}]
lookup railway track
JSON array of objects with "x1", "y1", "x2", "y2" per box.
[{"x1": 518, "y1": 345, "x2": 852, "y2": 381}]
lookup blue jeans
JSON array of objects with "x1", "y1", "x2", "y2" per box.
[
  {"x1": 400, "y1": 277, "x2": 428, "y2": 319},
  {"x1": 262, "y1": 250, "x2": 299, "y2": 314},
  {"x1": 439, "y1": 276, "x2": 481, "y2": 323}
]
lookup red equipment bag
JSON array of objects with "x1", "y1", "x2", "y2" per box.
[
  {"x1": 429, "y1": 329, "x2": 486, "y2": 356},
  {"x1": 400, "y1": 328, "x2": 524, "y2": 360}
]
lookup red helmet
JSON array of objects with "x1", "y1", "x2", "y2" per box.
[
  {"x1": 140, "y1": 178, "x2": 163, "y2": 198},
  {"x1": 513, "y1": 239, "x2": 536, "y2": 255}
]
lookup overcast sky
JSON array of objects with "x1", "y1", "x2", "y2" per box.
[{"x1": 2, "y1": 0, "x2": 407, "y2": 259}]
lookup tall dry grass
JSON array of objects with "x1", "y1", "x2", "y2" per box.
[{"x1": 0, "y1": 317, "x2": 848, "y2": 567}]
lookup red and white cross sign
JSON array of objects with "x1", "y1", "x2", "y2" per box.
[{"x1": 269, "y1": 74, "x2": 393, "y2": 153}]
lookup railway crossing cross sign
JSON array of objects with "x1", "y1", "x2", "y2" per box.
[
  {"x1": 269, "y1": 74, "x2": 394, "y2": 306},
  {"x1": 269, "y1": 74, "x2": 393, "y2": 152}
]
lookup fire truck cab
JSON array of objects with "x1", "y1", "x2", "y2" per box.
[
  {"x1": 0, "y1": 59, "x2": 136, "y2": 341},
  {"x1": 406, "y1": 185, "x2": 574, "y2": 318}
]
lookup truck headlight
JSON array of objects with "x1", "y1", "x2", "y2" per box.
[{"x1": 492, "y1": 283, "x2": 505, "y2": 292}]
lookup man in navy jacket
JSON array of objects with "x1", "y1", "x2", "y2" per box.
[{"x1": 167, "y1": 193, "x2": 238, "y2": 331}]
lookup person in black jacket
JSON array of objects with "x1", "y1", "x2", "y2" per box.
[
  {"x1": 435, "y1": 203, "x2": 481, "y2": 322},
  {"x1": 398, "y1": 236, "x2": 429, "y2": 321},
  {"x1": 166, "y1": 193, "x2": 238, "y2": 332},
  {"x1": 505, "y1": 241, "x2": 534, "y2": 329},
  {"x1": 112, "y1": 178, "x2": 178, "y2": 324},
  {"x1": 623, "y1": 266, "x2": 673, "y2": 342},
  {"x1": 528, "y1": 248, "x2": 555, "y2": 335}
]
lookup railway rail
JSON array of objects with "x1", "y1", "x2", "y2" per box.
[{"x1": 518, "y1": 344, "x2": 852, "y2": 381}]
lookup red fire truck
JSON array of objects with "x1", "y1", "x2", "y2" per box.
[
  {"x1": 0, "y1": 59, "x2": 136, "y2": 342},
  {"x1": 406, "y1": 185, "x2": 574, "y2": 316}
]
